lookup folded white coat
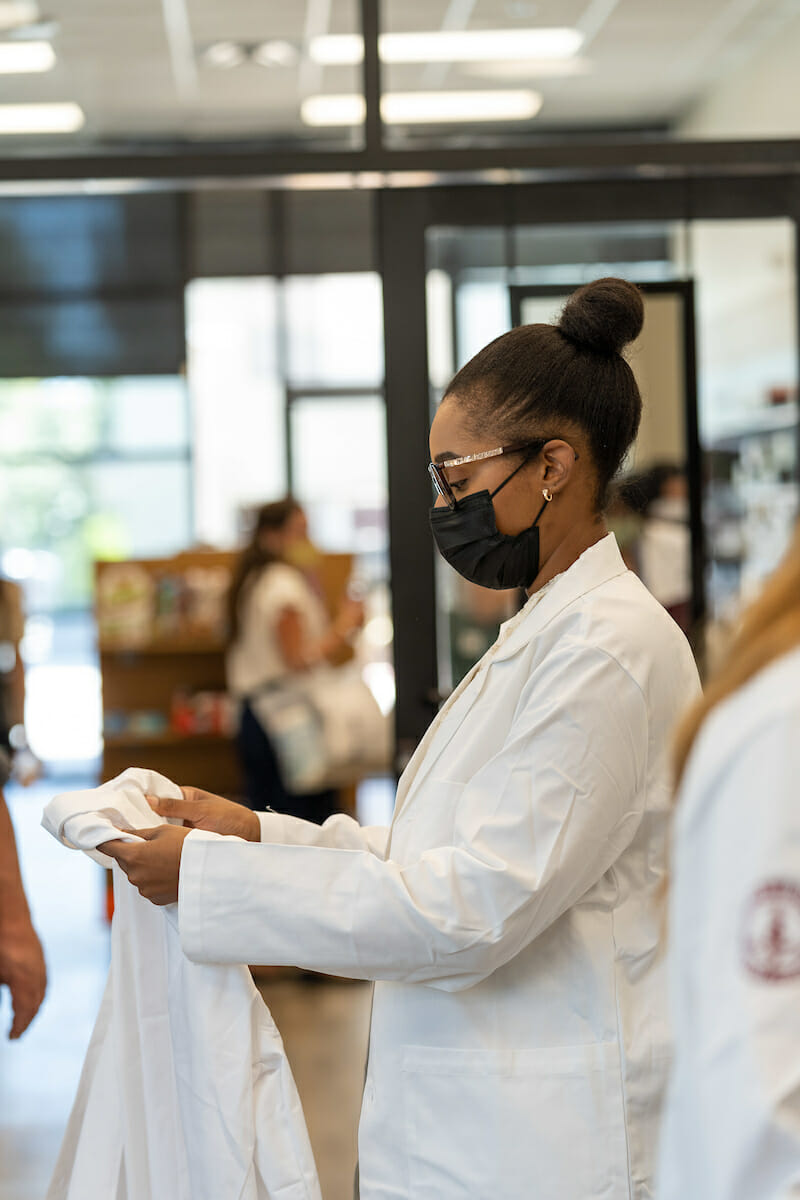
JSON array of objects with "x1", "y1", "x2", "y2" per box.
[{"x1": 41, "y1": 767, "x2": 321, "y2": 1200}]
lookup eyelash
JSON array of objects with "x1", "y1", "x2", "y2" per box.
[{"x1": 450, "y1": 478, "x2": 469, "y2": 493}]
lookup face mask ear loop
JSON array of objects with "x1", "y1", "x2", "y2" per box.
[{"x1": 489, "y1": 455, "x2": 532, "y2": 501}]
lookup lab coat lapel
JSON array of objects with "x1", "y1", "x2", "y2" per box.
[
  {"x1": 392, "y1": 535, "x2": 628, "y2": 821},
  {"x1": 392, "y1": 657, "x2": 490, "y2": 816},
  {"x1": 489, "y1": 533, "x2": 628, "y2": 665}
]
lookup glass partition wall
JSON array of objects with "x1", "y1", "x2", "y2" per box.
[
  {"x1": 424, "y1": 217, "x2": 798, "y2": 689},
  {"x1": 0, "y1": 189, "x2": 392, "y2": 778}
]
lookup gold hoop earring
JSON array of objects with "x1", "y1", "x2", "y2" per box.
[{"x1": 542, "y1": 488, "x2": 553, "y2": 503}]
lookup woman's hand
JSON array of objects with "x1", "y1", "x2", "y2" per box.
[
  {"x1": 100, "y1": 825, "x2": 190, "y2": 906},
  {"x1": 99, "y1": 789, "x2": 260, "y2": 907},
  {"x1": 0, "y1": 916, "x2": 46, "y2": 1039},
  {"x1": 333, "y1": 596, "x2": 365, "y2": 640},
  {"x1": 147, "y1": 787, "x2": 262, "y2": 842}
]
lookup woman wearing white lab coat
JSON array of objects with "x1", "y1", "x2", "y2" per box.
[
  {"x1": 104, "y1": 278, "x2": 700, "y2": 1199},
  {"x1": 658, "y1": 526, "x2": 800, "y2": 1199}
]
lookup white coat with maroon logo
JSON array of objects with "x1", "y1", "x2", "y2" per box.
[{"x1": 658, "y1": 645, "x2": 800, "y2": 1199}]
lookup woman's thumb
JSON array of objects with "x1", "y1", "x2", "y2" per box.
[{"x1": 145, "y1": 793, "x2": 188, "y2": 820}]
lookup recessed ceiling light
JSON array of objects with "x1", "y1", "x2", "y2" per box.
[
  {"x1": 252, "y1": 40, "x2": 298, "y2": 68},
  {"x1": 301, "y1": 94, "x2": 366, "y2": 126},
  {"x1": 0, "y1": 0, "x2": 38, "y2": 33},
  {"x1": 0, "y1": 101, "x2": 84, "y2": 133},
  {"x1": 0, "y1": 40, "x2": 54, "y2": 72},
  {"x1": 301, "y1": 89, "x2": 542, "y2": 126},
  {"x1": 463, "y1": 56, "x2": 591, "y2": 80},
  {"x1": 201, "y1": 40, "x2": 246, "y2": 69},
  {"x1": 383, "y1": 89, "x2": 542, "y2": 123},
  {"x1": 309, "y1": 28, "x2": 583, "y2": 65}
]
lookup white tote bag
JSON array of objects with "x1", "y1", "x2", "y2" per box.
[{"x1": 251, "y1": 665, "x2": 391, "y2": 793}]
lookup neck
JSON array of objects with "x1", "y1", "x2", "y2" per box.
[{"x1": 526, "y1": 512, "x2": 607, "y2": 596}]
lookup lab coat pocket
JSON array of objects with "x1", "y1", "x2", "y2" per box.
[{"x1": 403, "y1": 1041, "x2": 629, "y2": 1199}]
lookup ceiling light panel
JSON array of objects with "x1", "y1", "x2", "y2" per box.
[
  {"x1": 309, "y1": 28, "x2": 584, "y2": 65},
  {"x1": 301, "y1": 89, "x2": 542, "y2": 126},
  {"x1": 0, "y1": 102, "x2": 84, "y2": 133},
  {"x1": 0, "y1": 40, "x2": 54, "y2": 72}
]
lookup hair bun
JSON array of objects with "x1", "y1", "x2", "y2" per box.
[{"x1": 558, "y1": 277, "x2": 644, "y2": 356}]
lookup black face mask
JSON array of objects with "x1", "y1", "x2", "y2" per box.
[{"x1": 429, "y1": 460, "x2": 552, "y2": 591}]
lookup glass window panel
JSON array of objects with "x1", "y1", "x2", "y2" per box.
[
  {"x1": 0, "y1": 378, "x2": 102, "y2": 459},
  {"x1": 285, "y1": 273, "x2": 384, "y2": 387},
  {"x1": 290, "y1": 396, "x2": 387, "y2": 558},
  {"x1": 0, "y1": 376, "x2": 189, "y2": 460},
  {"x1": 284, "y1": 192, "x2": 376, "y2": 274},
  {"x1": 0, "y1": 195, "x2": 182, "y2": 294},
  {"x1": 87, "y1": 461, "x2": 192, "y2": 562},
  {"x1": 186, "y1": 278, "x2": 286, "y2": 546},
  {"x1": 191, "y1": 192, "x2": 275, "y2": 278},
  {"x1": 106, "y1": 377, "x2": 190, "y2": 453},
  {"x1": 690, "y1": 218, "x2": 799, "y2": 620},
  {"x1": 0, "y1": 458, "x2": 191, "y2": 613},
  {"x1": 0, "y1": 297, "x2": 184, "y2": 378},
  {"x1": 455, "y1": 281, "x2": 511, "y2": 366}
]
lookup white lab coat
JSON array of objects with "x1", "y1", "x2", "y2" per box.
[
  {"x1": 42, "y1": 769, "x2": 321, "y2": 1200},
  {"x1": 658, "y1": 645, "x2": 800, "y2": 1199},
  {"x1": 179, "y1": 534, "x2": 700, "y2": 1199}
]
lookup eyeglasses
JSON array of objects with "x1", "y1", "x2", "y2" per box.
[{"x1": 428, "y1": 440, "x2": 547, "y2": 510}]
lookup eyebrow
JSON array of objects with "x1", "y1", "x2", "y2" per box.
[{"x1": 434, "y1": 450, "x2": 461, "y2": 464}]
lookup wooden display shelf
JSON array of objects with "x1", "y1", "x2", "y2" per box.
[
  {"x1": 104, "y1": 731, "x2": 233, "y2": 749},
  {"x1": 95, "y1": 548, "x2": 355, "y2": 802},
  {"x1": 100, "y1": 638, "x2": 226, "y2": 656}
]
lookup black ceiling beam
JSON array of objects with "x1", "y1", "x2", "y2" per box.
[
  {"x1": 360, "y1": 0, "x2": 383, "y2": 157},
  {"x1": 0, "y1": 135, "x2": 797, "y2": 188}
]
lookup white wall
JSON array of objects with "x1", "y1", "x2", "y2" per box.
[{"x1": 679, "y1": 8, "x2": 800, "y2": 138}]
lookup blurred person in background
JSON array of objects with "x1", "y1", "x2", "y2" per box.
[
  {"x1": 658, "y1": 523, "x2": 800, "y2": 1198},
  {"x1": 619, "y1": 463, "x2": 692, "y2": 632},
  {"x1": 0, "y1": 576, "x2": 46, "y2": 1039},
  {"x1": 226, "y1": 498, "x2": 364, "y2": 821}
]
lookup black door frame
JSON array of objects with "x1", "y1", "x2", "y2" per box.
[{"x1": 379, "y1": 174, "x2": 800, "y2": 758}]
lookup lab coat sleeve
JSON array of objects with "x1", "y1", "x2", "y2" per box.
[
  {"x1": 257, "y1": 809, "x2": 390, "y2": 857},
  {"x1": 180, "y1": 644, "x2": 648, "y2": 987}
]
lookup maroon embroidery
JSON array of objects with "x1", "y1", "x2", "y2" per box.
[{"x1": 741, "y1": 881, "x2": 800, "y2": 982}]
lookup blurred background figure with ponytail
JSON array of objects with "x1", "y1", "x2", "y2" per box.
[
  {"x1": 225, "y1": 498, "x2": 364, "y2": 820},
  {"x1": 659, "y1": 523, "x2": 800, "y2": 1199}
]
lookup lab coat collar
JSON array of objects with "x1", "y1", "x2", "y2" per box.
[
  {"x1": 392, "y1": 534, "x2": 627, "y2": 820},
  {"x1": 490, "y1": 532, "x2": 628, "y2": 662}
]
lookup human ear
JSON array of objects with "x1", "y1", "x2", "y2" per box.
[{"x1": 541, "y1": 441, "x2": 577, "y2": 493}]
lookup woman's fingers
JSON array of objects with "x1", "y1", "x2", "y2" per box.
[
  {"x1": 1, "y1": 921, "x2": 47, "y2": 1039},
  {"x1": 98, "y1": 826, "x2": 189, "y2": 906},
  {"x1": 97, "y1": 837, "x2": 132, "y2": 861},
  {"x1": 139, "y1": 788, "x2": 260, "y2": 842}
]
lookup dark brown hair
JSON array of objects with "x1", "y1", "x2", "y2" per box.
[
  {"x1": 445, "y1": 277, "x2": 645, "y2": 506},
  {"x1": 226, "y1": 497, "x2": 302, "y2": 645}
]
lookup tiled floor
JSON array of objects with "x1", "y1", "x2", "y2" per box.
[{"x1": 1, "y1": 779, "x2": 387, "y2": 1200}]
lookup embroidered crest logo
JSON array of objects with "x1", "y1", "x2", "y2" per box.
[{"x1": 741, "y1": 881, "x2": 800, "y2": 982}]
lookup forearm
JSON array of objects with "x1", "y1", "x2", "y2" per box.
[
  {"x1": 0, "y1": 793, "x2": 32, "y2": 926},
  {"x1": 9, "y1": 654, "x2": 25, "y2": 729}
]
